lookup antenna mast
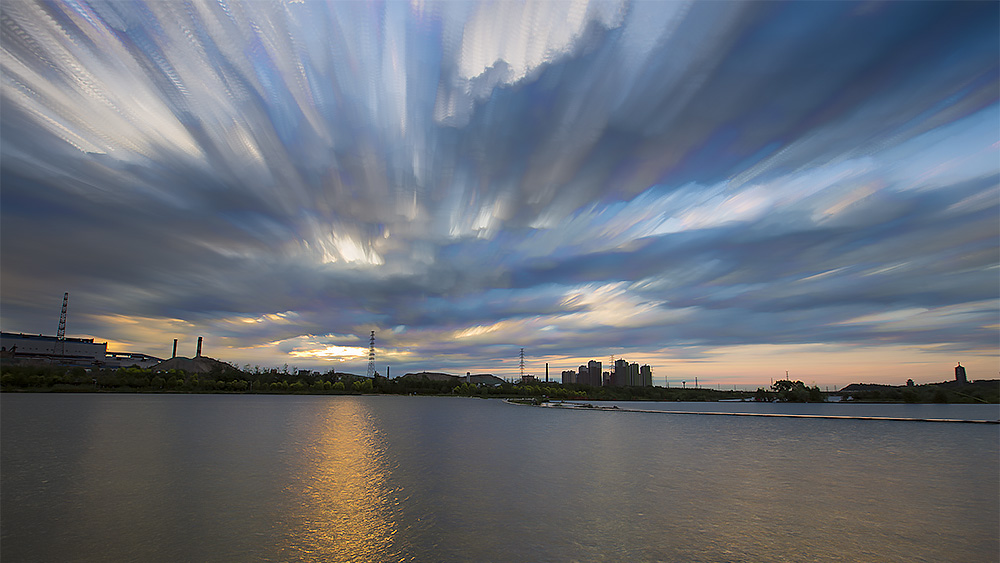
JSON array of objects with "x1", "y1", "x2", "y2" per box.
[
  {"x1": 367, "y1": 331, "x2": 376, "y2": 378},
  {"x1": 56, "y1": 292, "x2": 68, "y2": 357},
  {"x1": 57, "y1": 293, "x2": 68, "y2": 339},
  {"x1": 519, "y1": 348, "x2": 525, "y2": 380}
]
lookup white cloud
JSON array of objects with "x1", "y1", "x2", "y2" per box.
[{"x1": 457, "y1": 0, "x2": 624, "y2": 84}]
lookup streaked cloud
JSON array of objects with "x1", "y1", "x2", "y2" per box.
[{"x1": 1, "y1": 0, "x2": 997, "y2": 386}]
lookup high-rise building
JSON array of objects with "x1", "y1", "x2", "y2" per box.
[
  {"x1": 587, "y1": 360, "x2": 602, "y2": 387},
  {"x1": 612, "y1": 359, "x2": 628, "y2": 387},
  {"x1": 562, "y1": 370, "x2": 576, "y2": 385},
  {"x1": 627, "y1": 362, "x2": 640, "y2": 386},
  {"x1": 640, "y1": 364, "x2": 652, "y2": 387}
]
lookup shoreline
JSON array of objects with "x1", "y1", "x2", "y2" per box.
[{"x1": 509, "y1": 399, "x2": 1000, "y2": 424}]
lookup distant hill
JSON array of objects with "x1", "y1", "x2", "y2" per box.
[
  {"x1": 840, "y1": 380, "x2": 1000, "y2": 393},
  {"x1": 152, "y1": 356, "x2": 239, "y2": 375},
  {"x1": 400, "y1": 371, "x2": 505, "y2": 386},
  {"x1": 839, "y1": 379, "x2": 999, "y2": 403},
  {"x1": 401, "y1": 371, "x2": 456, "y2": 381},
  {"x1": 469, "y1": 373, "x2": 505, "y2": 386},
  {"x1": 839, "y1": 383, "x2": 894, "y2": 392}
]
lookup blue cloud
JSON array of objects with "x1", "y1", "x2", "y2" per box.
[{"x1": 1, "y1": 0, "x2": 996, "y2": 380}]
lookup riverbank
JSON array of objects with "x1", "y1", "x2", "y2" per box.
[{"x1": 524, "y1": 399, "x2": 1000, "y2": 424}]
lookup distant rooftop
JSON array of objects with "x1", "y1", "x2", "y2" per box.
[{"x1": 1, "y1": 331, "x2": 102, "y2": 344}]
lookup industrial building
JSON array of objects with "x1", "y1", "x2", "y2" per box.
[
  {"x1": 0, "y1": 332, "x2": 163, "y2": 368},
  {"x1": 0, "y1": 293, "x2": 164, "y2": 368},
  {"x1": 104, "y1": 351, "x2": 163, "y2": 369},
  {"x1": 1, "y1": 332, "x2": 107, "y2": 364}
]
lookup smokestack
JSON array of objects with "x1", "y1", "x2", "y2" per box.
[
  {"x1": 172, "y1": 339, "x2": 178, "y2": 358},
  {"x1": 196, "y1": 336, "x2": 203, "y2": 357},
  {"x1": 545, "y1": 362, "x2": 549, "y2": 383}
]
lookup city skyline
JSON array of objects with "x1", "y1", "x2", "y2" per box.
[{"x1": 1, "y1": 1, "x2": 997, "y2": 389}]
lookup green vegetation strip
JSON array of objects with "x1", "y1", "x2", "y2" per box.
[{"x1": 3, "y1": 365, "x2": 998, "y2": 406}]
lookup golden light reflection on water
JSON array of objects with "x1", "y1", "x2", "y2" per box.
[{"x1": 278, "y1": 399, "x2": 402, "y2": 563}]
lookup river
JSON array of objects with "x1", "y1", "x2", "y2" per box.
[{"x1": 2, "y1": 394, "x2": 997, "y2": 562}]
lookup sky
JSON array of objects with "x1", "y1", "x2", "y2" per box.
[{"x1": 1, "y1": 0, "x2": 997, "y2": 389}]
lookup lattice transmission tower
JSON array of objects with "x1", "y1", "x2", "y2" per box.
[
  {"x1": 56, "y1": 292, "x2": 68, "y2": 357},
  {"x1": 367, "y1": 331, "x2": 376, "y2": 378},
  {"x1": 519, "y1": 348, "x2": 525, "y2": 380}
]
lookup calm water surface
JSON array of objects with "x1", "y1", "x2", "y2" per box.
[
  {"x1": 596, "y1": 400, "x2": 1000, "y2": 421},
  {"x1": 2, "y1": 394, "x2": 997, "y2": 562}
]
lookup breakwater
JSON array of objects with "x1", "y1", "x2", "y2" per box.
[{"x1": 527, "y1": 400, "x2": 1000, "y2": 424}]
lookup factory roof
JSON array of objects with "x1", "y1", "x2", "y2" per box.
[{"x1": 1, "y1": 331, "x2": 101, "y2": 344}]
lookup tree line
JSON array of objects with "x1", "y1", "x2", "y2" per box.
[
  {"x1": 1, "y1": 365, "x2": 995, "y2": 403},
  {"x1": 0, "y1": 364, "x2": 751, "y2": 400}
]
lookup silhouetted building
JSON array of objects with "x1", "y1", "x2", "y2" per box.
[
  {"x1": 612, "y1": 359, "x2": 628, "y2": 387},
  {"x1": 640, "y1": 364, "x2": 652, "y2": 387},
  {"x1": 955, "y1": 362, "x2": 967, "y2": 384},
  {"x1": 626, "y1": 362, "x2": 640, "y2": 386},
  {"x1": 1, "y1": 331, "x2": 107, "y2": 364},
  {"x1": 587, "y1": 360, "x2": 602, "y2": 387},
  {"x1": 608, "y1": 359, "x2": 653, "y2": 387},
  {"x1": 0, "y1": 331, "x2": 161, "y2": 368},
  {"x1": 562, "y1": 370, "x2": 576, "y2": 385}
]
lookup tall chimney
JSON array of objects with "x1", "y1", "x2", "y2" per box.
[
  {"x1": 196, "y1": 336, "x2": 203, "y2": 357},
  {"x1": 172, "y1": 339, "x2": 178, "y2": 358},
  {"x1": 545, "y1": 362, "x2": 549, "y2": 383}
]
